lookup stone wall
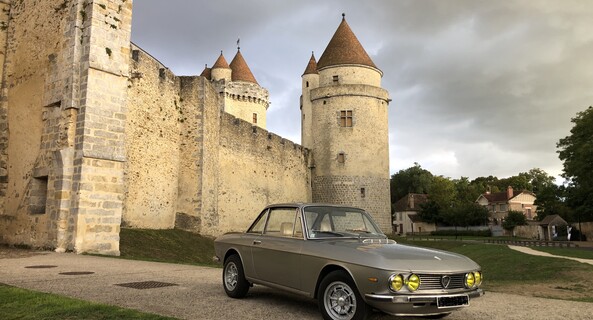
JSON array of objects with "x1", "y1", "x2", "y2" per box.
[
  {"x1": 0, "y1": 0, "x2": 76, "y2": 247},
  {"x1": 215, "y1": 112, "x2": 311, "y2": 234},
  {"x1": 124, "y1": 45, "x2": 181, "y2": 229},
  {"x1": 0, "y1": 0, "x2": 133, "y2": 255},
  {"x1": 123, "y1": 47, "x2": 311, "y2": 236}
]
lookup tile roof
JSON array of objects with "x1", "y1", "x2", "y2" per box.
[
  {"x1": 539, "y1": 214, "x2": 567, "y2": 226},
  {"x1": 212, "y1": 52, "x2": 230, "y2": 69},
  {"x1": 200, "y1": 64, "x2": 211, "y2": 80},
  {"x1": 393, "y1": 193, "x2": 429, "y2": 212},
  {"x1": 482, "y1": 190, "x2": 532, "y2": 203},
  {"x1": 302, "y1": 52, "x2": 318, "y2": 75},
  {"x1": 230, "y1": 50, "x2": 258, "y2": 84},
  {"x1": 317, "y1": 16, "x2": 378, "y2": 70}
]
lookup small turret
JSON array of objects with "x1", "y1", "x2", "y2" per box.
[
  {"x1": 211, "y1": 51, "x2": 232, "y2": 82},
  {"x1": 301, "y1": 52, "x2": 319, "y2": 148},
  {"x1": 200, "y1": 64, "x2": 212, "y2": 80}
]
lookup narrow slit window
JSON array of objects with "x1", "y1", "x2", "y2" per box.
[
  {"x1": 337, "y1": 152, "x2": 345, "y2": 163},
  {"x1": 333, "y1": 75, "x2": 339, "y2": 83},
  {"x1": 360, "y1": 188, "x2": 366, "y2": 198},
  {"x1": 253, "y1": 113, "x2": 258, "y2": 124}
]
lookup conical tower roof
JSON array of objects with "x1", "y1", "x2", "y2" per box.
[
  {"x1": 302, "y1": 52, "x2": 319, "y2": 76},
  {"x1": 200, "y1": 64, "x2": 212, "y2": 80},
  {"x1": 212, "y1": 52, "x2": 230, "y2": 69},
  {"x1": 230, "y1": 49, "x2": 258, "y2": 84},
  {"x1": 317, "y1": 15, "x2": 378, "y2": 70}
]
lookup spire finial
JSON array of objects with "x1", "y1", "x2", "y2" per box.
[
  {"x1": 220, "y1": 50, "x2": 223, "y2": 55},
  {"x1": 237, "y1": 37, "x2": 240, "y2": 51},
  {"x1": 342, "y1": 13, "x2": 345, "y2": 19}
]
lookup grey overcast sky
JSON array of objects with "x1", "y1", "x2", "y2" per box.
[{"x1": 130, "y1": 0, "x2": 593, "y2": 181}]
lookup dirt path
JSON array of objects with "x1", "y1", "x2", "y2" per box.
[{"x1": 508, "y1": 245, "x2": 593, "y2": 265}]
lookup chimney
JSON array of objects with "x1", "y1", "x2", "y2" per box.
[
  {"x1": 507, "y1": 186, "x2": 513, "y2": 199},
  {"x1": 486, "y1": 186, "x2": 491, "y2": 195},
  {"x1": 409, "y1": 194, "x2": 415, "y2": 209}
]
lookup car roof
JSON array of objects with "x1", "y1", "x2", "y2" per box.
[{"x1": 264, "y1": 203, "x2": 364, "y2": 211}]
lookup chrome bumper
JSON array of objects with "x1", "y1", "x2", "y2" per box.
[
  {"x1": 364, "y1": 289, "x2": 484, "y2": 317},
  {"x1": 365, "y1": 288, "x2": 484, "y2": 303}
]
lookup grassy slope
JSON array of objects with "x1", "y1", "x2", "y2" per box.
[{"x1": 119, "y1": 228, "x2": 218, "y2": 267}]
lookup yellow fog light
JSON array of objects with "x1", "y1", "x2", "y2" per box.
[
  {"x1": 389, "y1": 274, "x2": 404, "y2": 292},
  {"x1": 474, "y1": 271, "x2": 482, "y2": 287},
  {"x1": 465, "y1": 272, "x2": 475, "y2": 288},
  {"x1": 406, "y1": 274, "x2": 421, "y2": 291}
]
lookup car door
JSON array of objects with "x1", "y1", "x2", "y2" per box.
[{"x1": 250, "y1": 207, "x2": 304, "y2": 290}]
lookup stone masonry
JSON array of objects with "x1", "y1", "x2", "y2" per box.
[{"x1": 0, "y1": 1, "x2": 391, "y2": 255}]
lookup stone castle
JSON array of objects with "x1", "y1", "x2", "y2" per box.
[{"x1": 0, "y1": 1, "x2": 390, "y2": 255}]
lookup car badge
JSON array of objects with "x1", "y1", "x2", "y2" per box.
[{"x1": 441, "y1": 275, "x2": 451, "y2": 289}]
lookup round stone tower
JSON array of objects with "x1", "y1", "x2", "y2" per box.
[
  {"x1": 301, "y1": 15, "x2": 391, "y2": 231},
  {"x1": 202, "y1": 49, "x2": 270, "y2": 129}
]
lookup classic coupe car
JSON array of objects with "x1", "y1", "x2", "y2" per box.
[{"x1": 214, "y1": 204, "x2": 484, "y2": 320}]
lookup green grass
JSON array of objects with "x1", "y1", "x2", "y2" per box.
[
  {"x1": 396, "y1": 239, "x2": 593, "y2": 302},
  {"x1": 118, "y1": 228, "x2": 218, "y2": 267},
  {"x1": 0, "y1": 284, "x2": 175, "y2": 320}
]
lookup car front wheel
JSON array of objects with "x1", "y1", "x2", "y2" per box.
[
  {"x1": 318, "y1": 270, "x2": 369, "y2": 320},
  {"x1": 223, "y1": 254, "x2": 249, "y2": 298}
]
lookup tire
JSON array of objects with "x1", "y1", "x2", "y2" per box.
[
  {"x1": 318, "y1": 270, "x2": 370, "y2": 320},
  {"x1": 222, "y1": 254, "x2": 249, "y2": 298}
]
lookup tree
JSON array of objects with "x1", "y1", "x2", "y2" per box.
[
  {"x1": 502, "y1": 211, "x2": 528, "y2": 236},
  {"x1": 427, "y1": 175, "x2": 457, "y2": 209},
  {"x1": 440, "y1": 203, "x2": 489, "y2": 228},
  {"x1": 557, "y1": 106, "x2": 593, "y2": 221},
  {"x1": 534, "y1": 184, "x2": 573, "y2": 222},
  {"x1": 519, "y1": 168, "x2": 556, "y2": 194},
  {"x1": 390, "y1": 163, "x2": 433, "y2": 210},
  {"x1": 418, "y1": 200, "x2": 442, "y2": 224}
]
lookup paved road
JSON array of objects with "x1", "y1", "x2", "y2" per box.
[{"x1": 1, "y1": 251, "x2": 593, "y2": 320}]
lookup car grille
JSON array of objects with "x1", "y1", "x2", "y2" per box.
[{"x1": 417, "y1": 273, "x2": 466, "y2": 290}]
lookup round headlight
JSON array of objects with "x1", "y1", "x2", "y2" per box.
[
  {"x1": 474, "y1": 271, "x2": 482, "y2": 287},
  {"x1": 465, "y1": 272, "x2": 475, "y2": 288},
  {"x1": 389, "y1": 274, "x2": 404, "y2": 292},
  {"x1": 406, "y1": 274, "x2": 421, "y2": 291}
]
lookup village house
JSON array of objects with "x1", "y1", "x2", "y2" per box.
[{"x1": 475, "y1": 186, "x2": 537, "y2": 223}]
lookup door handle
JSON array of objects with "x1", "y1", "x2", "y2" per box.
[{"x1": 253, "y1": 240, "x2": 262, "y2": 245}]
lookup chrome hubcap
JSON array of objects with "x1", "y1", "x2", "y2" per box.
[
  {"x1": 224, "y1": 262, "x2": 238, "y2": 290},
  {"x1": 324, "y1": 281, "x2": 356, "y2": 319}
]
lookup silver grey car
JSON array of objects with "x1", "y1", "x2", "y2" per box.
[{"x1": 214, "y1": 203, "x2": 484, "y2": 320}]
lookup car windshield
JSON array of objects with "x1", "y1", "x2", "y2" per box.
[{"x1": 303, "y1": 206, "x2": 384, "y2": 239}]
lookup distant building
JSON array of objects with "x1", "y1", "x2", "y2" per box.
[
  {"x1": 475, "y1": 186, "x2": 537, "y2": 223},
  {"x1": 392, "y1": 193, "x2": 436, "y2": 235}
]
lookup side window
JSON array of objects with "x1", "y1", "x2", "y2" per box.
[
  {"x1": 264, "y1": 208, "x2": 301, "y2": 238},
  {"x1": 248, "y1": 210, "x2": 269, "y2": 234}
]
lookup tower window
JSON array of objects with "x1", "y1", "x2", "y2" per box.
[
  {"x1": 333, "y1": 75, "x2": 339, "y2": 83},
  {"x1": 306, "y1": 81, "x2": 309, "y2": 88},
  {"x1": 360, "y1": 188, "x2": 366, "y2": 198},
  {"x1": 337, "y1": 152, "x2": 345, "y2": 163},
  {"x1": 339, "y1": 110, "x2": 353, "y2": 127},
  {"x1": 253, "y1": 113, "x2": 258, "y2": 124}
]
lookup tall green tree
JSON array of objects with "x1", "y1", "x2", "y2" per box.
[
  {"x1": 557, "y1": 106, "x2": 593, "y2": 221},
  {"x1": 519, "y1": 168, "x2": 557, "y2": 194},
  {"x1": 390, "y1": 163, "x2": 433, "y2": 207}
]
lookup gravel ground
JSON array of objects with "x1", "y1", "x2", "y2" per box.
[{"x1": 1, "y1": 247, "x2": 592, "y2": 320}]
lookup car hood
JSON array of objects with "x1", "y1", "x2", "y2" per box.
[{"x1": 309, "y1": 240, "x2": 480, "y2": 273}]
